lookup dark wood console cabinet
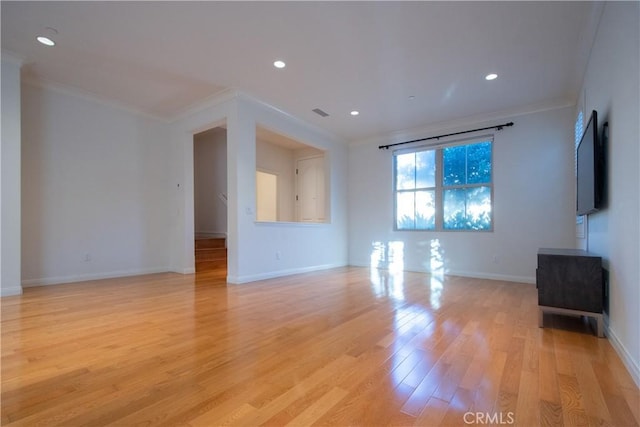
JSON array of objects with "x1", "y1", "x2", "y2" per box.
[{"x1": 537, "y1": 248, "x2": 604, "y2": 337}]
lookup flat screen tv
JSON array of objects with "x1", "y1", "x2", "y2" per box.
[{"x1": 576, "y1": 110, "x2": 604, "y2": 216}]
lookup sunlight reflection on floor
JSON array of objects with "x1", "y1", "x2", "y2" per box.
[
  {"x1": 429, "y1": 239, "x2": 444, "y2": 310},
  {"x1": 369, "y1": 239, "x2": 446, "y2": 309},
  {"x1": 370, "y1": 241, "x2": 405, "y2": 301},
  {"x1": 370, "y1": 239, "x2": 449, "y2": 389}
]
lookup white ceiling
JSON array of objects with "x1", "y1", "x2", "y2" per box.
[{"x1": 2, "y1": 1, "x2": 598, "y2": 143}]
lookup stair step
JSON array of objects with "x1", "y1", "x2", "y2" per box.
[
  {"x1": 196, "y1": 259, "x2": 227, "y2": 270},
  {"x1": 195, "y1": 236, "x2": 227, "y2": 274},
  {"x1": 195, "y1": 238, "x2": 226, "y2": 249},
  {"x1": 195, "y1": 248, "x2": 226, "y2": 261}
]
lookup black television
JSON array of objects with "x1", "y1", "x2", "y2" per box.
[{"x1": 576, "y1": 110, "x2": 605, "y2": 216}]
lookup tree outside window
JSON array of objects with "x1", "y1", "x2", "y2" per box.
[{"x1": 394, "y1": 139, "x2": 492, "y2": 231}]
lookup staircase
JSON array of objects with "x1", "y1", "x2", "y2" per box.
[{"x1": 195, "y1": 236, "x2": 227, "y2": 274}]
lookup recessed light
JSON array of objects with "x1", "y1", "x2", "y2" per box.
[
  {"x1": 485, "y1": 73, "x2": 498, "y2": 81},
  {"x1": 408, "y1": 95, "x2": 416, "y2": 100},
  {"x1": 273, "y1": 60, "x2": 286, "y2": 69},
  {"x1": 350, "y1": 110, "x2": 360, "y2": 116},
  {"x1": 36, "y1": 36, "x2": 55, "y2": 46}
]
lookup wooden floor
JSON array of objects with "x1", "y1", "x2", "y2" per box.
[{"x1": 1, "y1": 267, "x2": 638, "y2": 426}]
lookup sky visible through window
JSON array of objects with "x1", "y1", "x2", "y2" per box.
[{"x1": 395, "y1": 140, "x2": 492, "y2": 231}]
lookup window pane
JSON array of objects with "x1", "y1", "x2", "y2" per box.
[
  {"x1": 443, "y1": 141, "x2": 492, "y2": 186},
  {"x1": 443, "y1": 188, "x2": 466, "y2": 229},
  {"x1": 415, "y1": 190, "x2": 436, "y2": 229},
  {"x1": 443, "y1": 145, "x2": 466, "y2": 186},
  {"x1": 444, "y1": 186, "x2": 492, "y2": 230},
  {"x1": 467, "y1": 141, "x2": 491, "y2": 184},
  {"x1": 415, "y1": 150, "x2": 435, "y2": 188},
  {"x1": 396, "y1": 192, "x2": 415, "y2": 229},
  {"x1": 467, "y1": 186, "x2": 492, "y2": 229},
  {"x1": 396, "y1": 153, "x2": 415, "y2": 190}
]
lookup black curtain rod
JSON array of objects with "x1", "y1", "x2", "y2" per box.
[{"x1": 378, "y1": 121, "x2": 514, "y2": 150}]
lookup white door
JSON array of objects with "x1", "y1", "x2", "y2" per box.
[{"x1": 296, "y1": 156, "x2": 325, "y2": 222}]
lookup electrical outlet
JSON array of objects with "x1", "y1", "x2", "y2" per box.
[
  {"x1": 84, "y1": 253, "x2": 91, "y2": 262},
  {"x1": 276, "y1": 251, "x2": 281, "y2": 260}
]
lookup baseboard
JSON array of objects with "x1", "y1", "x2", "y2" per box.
[
  {"x1": 22, "y1": 267, "x2": 170, "y2": 287},
  {"x1": 445, "y1": 269, "x2": 535, "y2": 284},
  {"x1": 0, "y1": 286, "x2": 23, "y2": 297},
  {"x1": 606, "y1": 322, "x2": 640, "y2": 388},
  {"x1": 227, "y1": 263, "x2": 346, "y2": 284},
  {"x1": 348, "y1": 261, "x2": 535, "y2": 284}
]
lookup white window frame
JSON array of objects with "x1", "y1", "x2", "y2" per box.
[{"x1": 393, "y1": 137, "x2": 494, "y2": 232}]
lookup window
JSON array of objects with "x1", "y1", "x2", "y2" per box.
[
  {"x1": 395, "y1": 150, "x2": 436, "y2": 229},
  {"x1": 574, "y1": 110, "x2": 584, "y2": 176},
  {"x1": 574, "y1": 110, "x2": 585, "y2": 232},
  {"x1": 394, "y1": 139, "x2": 492, "y2": 231}
]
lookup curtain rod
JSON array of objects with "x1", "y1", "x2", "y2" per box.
[{"x1": 378, "y1": 121, "x2": 514, "y2": 150}]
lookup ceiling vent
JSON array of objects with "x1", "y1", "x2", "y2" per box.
[{"x1": 312, "y1": 108, "x2": 329, "y2": 117}]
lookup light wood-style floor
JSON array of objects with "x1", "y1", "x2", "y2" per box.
[{"x1": 1, "y1": 267, "x2": 638, "y2": 426}]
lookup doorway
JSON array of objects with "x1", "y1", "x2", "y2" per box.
[{"x1": 193, "y1": 127, "x2": 227, "y2": 278}]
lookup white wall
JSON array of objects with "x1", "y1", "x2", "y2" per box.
[
  {"x1": 579, "y1": 1, "x2": 639, "y2": 386},
  {"x1": 21, "y1": 83, "x2": 172, "y2": 285},
  {"x1": 169, "y1": 92, "x2": 349, "y2": 283},
  {"x1": 1, "y1": 56, "x2": 23, "y2": 296},
  {"x1": 167, "y1": 95, "x2": 233, "y2": 275},
  {"x1": 194, "y1": 127, "x2": 227, "y2": 235},
  {"x1": 234, "y1": 97, "x2": 348, "y2": 282},
  {"x1": 349, "y1": 106, "x2": 576, "y2": 283}
]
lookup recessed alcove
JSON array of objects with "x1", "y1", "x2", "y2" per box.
[{"x1": 255, "y1": 126, "x2": 328, "y2": 223}]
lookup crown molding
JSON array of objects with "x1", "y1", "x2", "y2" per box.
[
  {"x1": 572, "y1": 1, "x2": 606, "y2": 103},
  {"x1": 16, "y1": 74, "x2": 346, "y2": 146},
  {"x1": 350, "y1": 97, "x2": 576, "y2": 148},
  {"x1": 22, "y1": 74, "x2": 239, "y2": 125},
  {"x1": 169, "y1": 87, "x2": 240, "y2": 123},
  {"x1": 235, "y1": 90, "x2": 345, "y2": 146},
  {"x1": 21, "y1": 76, "x2": 169, "y2": 122},
  {"x1": 1, "y1": 50, "x2": 25, "y2": 66}
]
